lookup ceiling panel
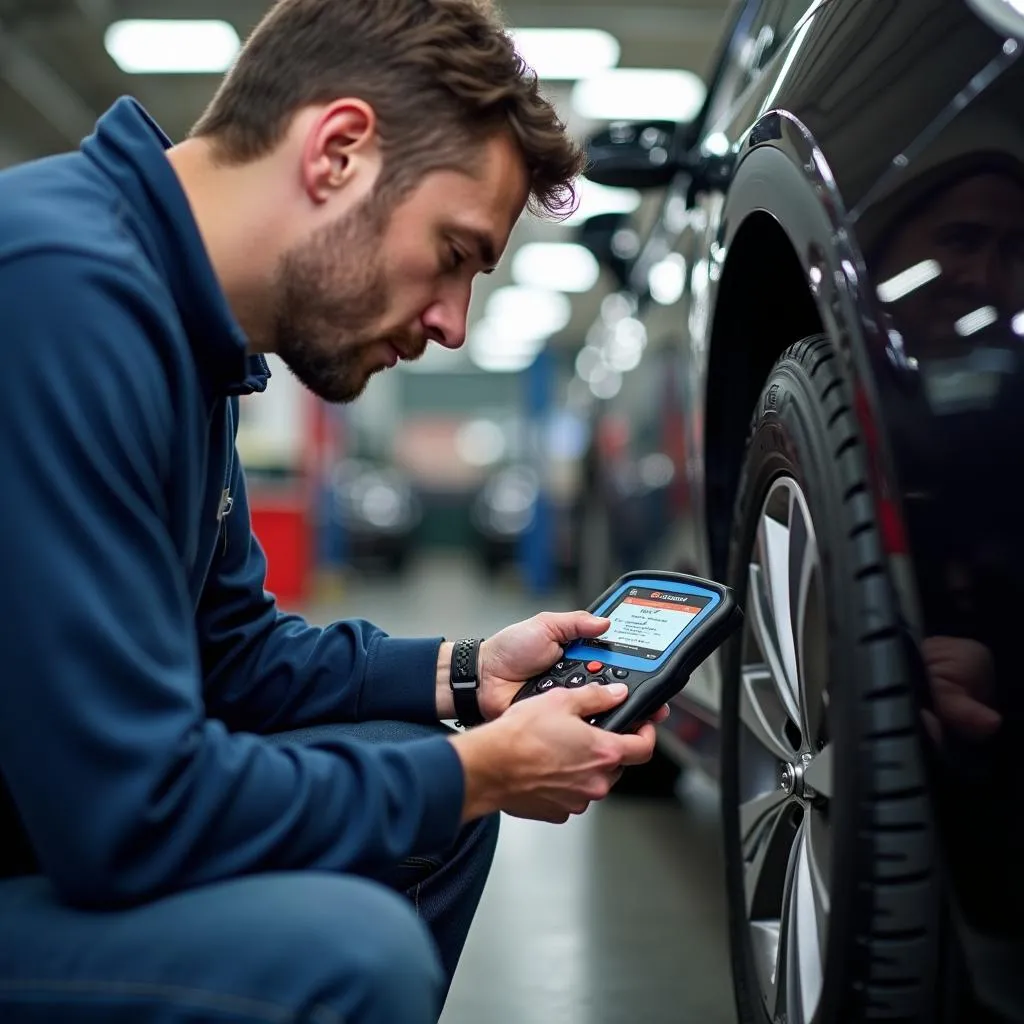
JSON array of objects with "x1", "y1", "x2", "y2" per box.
[{"x1": 0, "y1": 0, "x2": 732, "y2": 372}]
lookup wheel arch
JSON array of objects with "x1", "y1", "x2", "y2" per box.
[{"x1": 704, "y1": 209, "x2": 823, "y2": 580}]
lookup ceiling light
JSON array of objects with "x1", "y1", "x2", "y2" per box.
[
  {"x1": 954, "y1": 306, "x2": 998, "y2": 337},
  {"x1": 398, "y1": 345, "x2": 470, "y2": 374},
  {"x1": 456, "y1": 420, "x2": 508, "y2": 466},
  {"x1": 105, "y1": 19, "x2": 241, "y2": 74},
  {"x1": 575, "y1": 345, "x2": 605, "y2": 382},
  {"x1": 512, "y1": 243, "x2": 600, "y2": 293},
  {"x1": 467, "y1": 317, "x2": 546, "y2": 373},
  {"x1": 876, "y1": 260, "x2": 942, "y2": 304},
  {"x1": 649, "y1": 254, "x2": 687, "y2": 305},
  {"x1": 572, "y1": 69, "x2": 707, "y2": 122},
  {"x1": 469, "y1": 345, "x2": 538, "y2": 374},
  {"x1": 601, "y1": 292, "x2": 636, "y2": 324},
  {"x1": 563, "y1": 179, "x2": 642, "y2": 227},
  {"x1": 510, "y1": 28, "x2": 620, "y2": 81},
  {"x1": 485, "y1": 287, "x2": 573, "y2": 340},
  {"x1": 588, "y1": 365, "x2": 623, "y2": 400}
]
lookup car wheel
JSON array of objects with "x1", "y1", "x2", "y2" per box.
[{"x1": 721, "y1": 336, "x2": 939, "y2": 1023}]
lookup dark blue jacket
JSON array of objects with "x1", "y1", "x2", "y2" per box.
[{"x1": 0, "y1": 98, "x2": 465, "y2": 907}]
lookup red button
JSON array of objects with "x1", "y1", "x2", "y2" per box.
[{"x1": 586, "y1": 661, "x2": 603, "y2": 673}]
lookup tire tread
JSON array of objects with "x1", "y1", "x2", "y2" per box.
[{"x1": 724, "y1": 335, "x2": 938, "y2": 1023}]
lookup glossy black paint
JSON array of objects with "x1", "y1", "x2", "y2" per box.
[{"x1": 584, "y1": 0, "x2": 1024, "y2": 1016}]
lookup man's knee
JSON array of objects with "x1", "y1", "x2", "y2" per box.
[
  {"x1": 0, "y1": 873, "x2": 446, "y2": 1024},
  {"x1": 267, "y1": 874, "x2": 445, "y2": 1022},
  {"x1": 465, "y1": 810, "x2": 500, "y2": 870}
]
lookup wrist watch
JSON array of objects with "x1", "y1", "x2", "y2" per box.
[{"x1": 449, "y1": 638, "x2": 486, "y2": 728}]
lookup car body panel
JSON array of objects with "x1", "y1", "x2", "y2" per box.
[{"x1": 582, "y1": 0, "x2": 1024, "y2": 1012}]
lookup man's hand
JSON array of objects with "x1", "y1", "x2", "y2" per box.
[
  {"x1": 449, "y1": 682, "x2": 659, "y2": 824},
  {"x1": 920, "y1": 635, "x2": 1002, "y2": 744},
  {"x1": 477, "y1": 610, "x2": 611, "y2": 720}
]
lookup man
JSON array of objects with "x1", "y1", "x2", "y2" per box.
[{"x1": 0, "y1": 1, "x2": 663, "y2": 1021}]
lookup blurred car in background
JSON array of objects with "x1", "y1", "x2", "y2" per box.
[
  {"x1": 575, "y1": 0, "x2": 1024, "y2": 1020},
  {"x1": 328, "y1": 458, "x2": 423, "y2": 575},
  {"x1": 470, "y1": 462, "x2": 580, "y2": 581}
]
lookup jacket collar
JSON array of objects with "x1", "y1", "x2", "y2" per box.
[{"x1": 82, "y1": 97, "x2": 270, "y2": 397}]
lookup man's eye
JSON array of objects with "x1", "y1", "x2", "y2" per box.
[{"x1": 448, "y1": 247, "x2": 467, "y2": 271}]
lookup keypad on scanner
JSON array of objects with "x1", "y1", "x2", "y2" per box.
[{"x1": 526, "y1": 658, "x2": 633, "y2": 696}]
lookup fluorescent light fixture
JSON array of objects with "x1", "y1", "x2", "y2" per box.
[
  {"x1": 704, "y1": 132, "x2": 731, "y2": 157},
  {"x1": 601, "y1": 291, "x2": 636, "y2": 324},
  {"x1": 575, "y1": 345, "x2": 605, "y2": 382},
  {"x1": 649, "y1": 253, "x2": 687, "y2": 305},
  {"x1": 563, "y1": 179, "x2": 642, "y2": 227},
  {"x1": 965, "y1": 0, "x2": 1024, "y2": 40},
  {"x1": 512, "y1": 243, "x2": 600, "y2": 293},
  {"x1": 469, "y1": 344, "x2": 538, "y2": 373},
  {"x1": 105, "y1": 19, "x2": 241, "y2": 74},
  {"x1": 1012, "y1": 311, "x2": 1024, "y2": 335},
  {"x1": 605, "y1": 317, "x2": 647, "y2": 373},
  {"x1": 876, "y1": 259, "x2": 942, "y2": 304},
  {"x1": 398, "y1": 344, "x2": 470, "y2": 373},
  {"x1": 572, "y1": 68, "x2": 706, "y2": 122},
  {"x1": 456, "y1": 420, "x2": 507, "y2": 466},
  {"x1": 485, "y1": 286, "x2": 573, "y2": 339},
  {"x1": 955, "y1": 306, "x2": 998, "y2": 337},
  {"x1": 467, "y1": 317, "x2": 546, "y2": 373},
  {"x1": 606, "y1": 333, "x2": 644, "y2": 373},
  {"x1": 510, "y1": 28, "x2": 620, "y2": 80},
  {"x1": 588, "y1": 365, "x2": 623, "y2": 400}
]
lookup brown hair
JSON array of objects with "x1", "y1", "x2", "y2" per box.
[{"x1": 190, "y1": 0, "x2": 583, "y2": 218}]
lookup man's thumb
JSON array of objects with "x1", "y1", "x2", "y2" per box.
[
  {"x1": 575, "y1": 612, "x2": 611, "y2": 637},
  {"x1": 566, "y1": 681, "x2": 628, "y2": 714}
]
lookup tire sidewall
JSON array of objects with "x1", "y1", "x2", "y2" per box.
[{"x1": 721, "y1": 345, "x2": 875, "y2": 1024}]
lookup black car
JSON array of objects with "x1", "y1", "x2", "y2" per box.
[
  {"x1": 579, "y1": 1, "x2": 1024, "y2": 1021},
  {"x1": 327, "y1": 458, "x2": 423, "y2": 574}
]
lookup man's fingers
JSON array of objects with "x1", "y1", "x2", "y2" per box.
[
  {"x1": 615, "y1": 723, "x2": 658, "y2": 766},
  {"x1": 561, "y1": 681, "x2": 629, "y2": 715},
  {"x1": 540, "y1": 610, "x2": 610, "y2": 643}
]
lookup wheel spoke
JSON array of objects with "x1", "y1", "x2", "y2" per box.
[
  {"x1": 803, "y1": 742, "x2": 833, "y2": 800},
  {"x1": 739, "y1": 787, "x2": 790, "y2": 858},
  {"x1": 747, "y1": 560, "x2": 801, "y2": 731},
  {"x1": 739, "y1": 475, "x2": 834, "y2": 1024},
  {"x1": 761, "y1": 506, "x2": 802, "y2": 720},
  {"x1": 746, "y1": 800, "x2": 801, "y2": 1019},
  {"x1": 786, "y1": 812, "x2": 830, "y2": 1023},
  {"x1": 750, "y1": 921, "x2": 782, "y2": 1018},
  {"x1": 773, "y1": 813, "x2": 803, "y2": 1021},
  {"x1": 788, "y1": 495, "x2": 826, "y2": 748},
  {"x1": 744, "y1": 798, "x2": 799, "y2": 920},
  {"x1": 740, "y1": 664, "x2": 797, "y2": 762}
]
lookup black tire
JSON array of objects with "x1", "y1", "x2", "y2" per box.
[
  {"x1": 721, "y1": 336, "x2": 940, "y2": 1023},
  {"x1": 612, "y1": 744, "x2": 683, "y2": 799}
]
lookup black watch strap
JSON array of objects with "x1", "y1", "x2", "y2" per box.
[{"x1": 450, "y1": 638, "x2": 485, "y2": 728}]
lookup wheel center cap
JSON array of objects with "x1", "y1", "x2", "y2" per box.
[{"x1": 780, "y1": 753, "x2": 816, "y2": 800}]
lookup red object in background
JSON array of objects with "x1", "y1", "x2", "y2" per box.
[{"x1": 250, "y1": 498, "x2": 310, "y2": 607}]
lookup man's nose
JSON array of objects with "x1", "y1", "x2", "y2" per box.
[{"x1": 422, "y1": 298, "x2": 469, "y2": 350}]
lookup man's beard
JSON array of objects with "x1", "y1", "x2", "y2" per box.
[{"x1": 271, "y1": 193, "x2": 423, "y2": 403}]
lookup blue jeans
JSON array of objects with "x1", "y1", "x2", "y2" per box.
[{"x1": 0, "y1": 722, "x2": 500, "y2": 1023}]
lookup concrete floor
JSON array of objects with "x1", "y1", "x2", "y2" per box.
[{"x1": 307, "y1": 553, "x2": 737, "y2": 1024}]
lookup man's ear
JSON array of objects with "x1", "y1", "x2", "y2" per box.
[{"x1": 301, "y1": 99, "x2": 380, "y2": 205}]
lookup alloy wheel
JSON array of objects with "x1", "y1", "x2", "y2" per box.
[{"x1": 738, "y1": 476, "x2": 834, "y2": 1024}]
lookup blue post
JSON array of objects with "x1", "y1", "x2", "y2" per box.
[{"x1": 519, "y1": 347, "x2": 555, "y2": 594}]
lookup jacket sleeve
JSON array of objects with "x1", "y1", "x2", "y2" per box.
[
  {"x1": 197, "y1": 431, "x2": 445, "y2": 734},
  {"x1": 0, "y1": 251, "x2": 464, "y2": 908}
]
